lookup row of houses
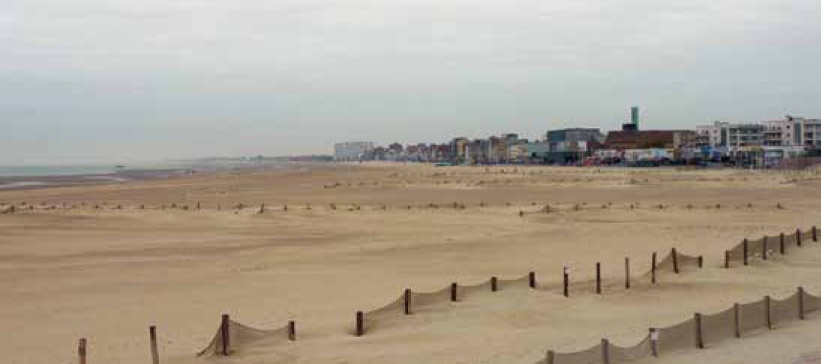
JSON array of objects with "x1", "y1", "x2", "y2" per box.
[{"x1": 334, "y1": 113, "x2": 821, "y2": 168}]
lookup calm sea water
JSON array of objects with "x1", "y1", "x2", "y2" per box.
[{"x1": 0, "y1": 165, "x2": 121, "y2": 177}]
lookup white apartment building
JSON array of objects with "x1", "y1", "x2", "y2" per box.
[
  {"x1": 333, "y1": 142, "x2": 374, "y2": 161},
  {"x1": 762, "y1": 117, "x2": 821, "y2": 148},
  {"x1": 695, "y1": 121, "x2": 763, "y2": 149}
]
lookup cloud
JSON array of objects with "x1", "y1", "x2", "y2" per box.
[{"x1": 1, "y1": 0, "x2": 820, "y2": 163}]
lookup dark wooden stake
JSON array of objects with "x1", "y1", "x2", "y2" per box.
[
  {"x1": 698, "y1": 256, "x2": 703, "y2": 268},
  {"x1": 491, "y1": 276, "x2": 498, "y2": 292},
  {"x1": 763, "y1": 236, "x2": 768, "y2": 260},
  {"x1": 651, "y1": 252, "x2": 657, "y2": 284},
  {"x1": 743, "y1": 238, "x2": 749, "y2": 265},
  {"x1": 780, "y1": 233, "x2": 786, "y2": 255},
  {"x1": 547, "y1": 350, "x2": 555, "y2": 364},
  {"x1": 221, "y1": 314, "x2": 230, "y2": 356},
  {"x1": 695, "y1": 313, "x2": 704, "y2": 349},
  {"x1": 765, "y1": 295, "x2": 772, "y2": 330},
  {"x1": 563, "y1": 267, "x2": 569, "y2": 297},
  {"x1": 404, "y1": 288, "x2": 412, "y2": 315},
  {"x1": 595, "y1": 262, "x2": 601, "y2": 294},
  {"x1": 624, "y1": 257, "x2": 630, "y2": 289},
  {"x1": 649, "y1": 328, "x2": 658, "y2": 357},
  {"x1": 601, "y1": 338, "x2": 610, "y2": 364},
  {"x1": 528, "y1": 271, "x2": 536, "y2": 288},
  {"x1": 150, "y1": 326, "x2": 159, "y2": 364},
  {"x1": 450, "y1": 282, "x2": 458, "y2": 302},
  {"x1": 78, "y1": 338, "x2": 87, "y2": 364},
  {"x1": 724, "y1": 251, "x2": 730, "y2": 269},
  {"x1": 355, "y1": 311, "x2": 364, "y2": 337},
  {"x1": 672, "y1": 248, "x2": 679, "y2": 274},
  {"x1": 797, "y1": 228, "x2": 802, "y2": 247},
  {"x1": 798, "y1": 287, "x2": 805, "y2": 320},
  {"x1": 733, "y1": 303, "x2": 740, "y2": 339},
  {"x1": 288, "y1": 321, "x2": 296, "y2": 341},
  {"x1": 813, "y1": 226, "x2": 817, "y2": 242}
]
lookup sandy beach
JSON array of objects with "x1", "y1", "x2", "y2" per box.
[{"x1": 2, "y1": 163, "x2": 821, "y2": 364}]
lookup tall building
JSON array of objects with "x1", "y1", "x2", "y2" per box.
[{"x1": 631, "y1": 106, "x2": 640, "y2": 127}]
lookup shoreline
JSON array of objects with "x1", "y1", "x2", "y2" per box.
[{"x1": 0, "y1": 168, "x2": 193, "y2": 191}]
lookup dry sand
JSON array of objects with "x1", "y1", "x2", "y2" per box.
[{"x1": 2, "y1": 163, "x2": 821, "y2": 364}]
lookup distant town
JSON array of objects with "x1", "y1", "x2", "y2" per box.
[{"x1": 334, "y1": 107, "x2": 821, "y2": 168}]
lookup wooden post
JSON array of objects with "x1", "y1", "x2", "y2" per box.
[
  {"x1": 743, "y1": 239, "x2": 748, "y2": 265},
  {"x1": 149, "y1": 326, "x2": 160, "y2": 364},
  {"x1": 813, "y1": 226, "x2": 817, "y2": 242},
  {"x1": 724, "y1": 251, "x2": 730, "y2": 269},
  {"x1": 356, "y1": 311, "x2": 364, "y2": 336},
  {"x1": 798, "y1": 287, "x2": 805, "y2": 320},
  {"x1": 450, "y1": 283, "x2": 458, "y2": 302},
  {"x1": 733, "y1": 303, "x2": 740, "y2": 339},
  {"x1": 547, "y1": 350, "x2": 555, "y2": 364},
  {"x1": 78, "y1": 338, "x2": 87, "y2": 364},
  {"x1": 698, "y1": 256, "x2": 703, "y2": 268},
  {"x1": 780, "y1": 233, "x2": 786, "y2": 255},
  {"x1": 765, "y1": 296, "x2": 772, "y2": 330},
  {"x1": 694, "y1": 313, "x2": 704, "y2": 349},
  {"x1": 672, "y1": 248, "x2": 679, "y2": 274},
  {"x1": 221, "y1": 314, "x2": 230, "y2": 356},
  {"x1": 624, "y1": 257, "x2": 630, "y2": 289},
  {"x1": 404, "y1": 288, "x2": 412, "y2": 315},
  {"x1": 649, "y1": 328, "x2": 658, "y2": 357},
  {"x1": 491, "y1": 276, "x2": 498, "y2": 292},
  {"x1": 651, "y1": 252, "x2": 657, "y2": 284},
  {"x1": 763, "y1": 236, "x2": 768, "y2": 261},
  {"x1": 529, "y1": 271, "x2": 536, "y2": 288},
  {"x1": 563, "y1": 267, "x2": 569, "y2": 297},
  {"x1": 601, "y1": 338, "x2": 610, "y2": 364},
  {"x1": 797, "y1": 228, "x2": 802, "y2": 247},
  {"x1": 596, "y1": 262, "x2": 601, "y2": 294},
  {"x1": 288, "y1": 321, "x2": 296, "y2": 341}
]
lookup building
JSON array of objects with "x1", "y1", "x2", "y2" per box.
[
  {"x1": 695, "y1": 121, "x2": 764, "y2": 149},
  {"x1": 334, "y1": 142, "x2": 374, "y2": 161},
  {"x1": 604, "y1": 130, "x2": 692, "y2": 150},
  {"x1": 546, "y1": 128, "x2": 604, "y2": 144},
  {"x1": 762, "y1": 117, "x2": 821, "y2": 148}
]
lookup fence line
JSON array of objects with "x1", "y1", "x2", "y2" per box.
[{"x1": 540, "y1": 287, "x2": 821, "y2": 364}]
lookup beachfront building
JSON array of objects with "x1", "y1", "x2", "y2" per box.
[
  {"x1": 546, "y1": 128, "x2": 604, "y2": 144},
  {"x1": 334, "y1": 142, "x2": 374, "y2": 161},
  {"x1": 762, "y1": 117, "x2": 821, "y2": 149},
  {"x1": 695, "y1": 121, "x2": 763, "y2": 149}
]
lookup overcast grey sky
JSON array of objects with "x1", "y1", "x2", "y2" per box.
[{"x1": 1, "y1": 0, "x2": 819, "y2": 164}]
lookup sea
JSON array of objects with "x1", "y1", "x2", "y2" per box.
[{"x1": 0, "y1": 165, "x2": 124, "y2": 178}]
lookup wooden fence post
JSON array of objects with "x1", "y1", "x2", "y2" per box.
[
  {"x1": 765, "y1": 296, "x2": 772, "y2": 330},
  {"x1": 724, "y1": 251, "x2": 730, "y2": 269},
  {"x1": 624, "y1": 257, "x2": 630, "y2": 289},
  {"x1": 797, "y1": 228, "x2": 802, "y2": 247},
  {"x1": 651, "y1": 252, "x2": 657, "y2": 284},
  {"x1": 798, "y1": 287, "x2": 805, "y2": 320},
  {"x1": 356, "y1": 311, "x2": 364, "y2": 336},
  {"x1": 78, "y1": 338, "x2": 87, "y2": 364},
  {"x1": 491, "y1": 276, "x2": 498, "y2": 292},
  {"x1": 450, "y1": 283, "x2": 458, "y2": 302},
  {"x1": 404, "y1": 288, "x2": 412, "y2": 315},
  {"x1": 529, "y1": 271, "x2": 536, "y2": 288},
  {"x1": 813, "y1": 226, "x2": 817, "y2": 242},
  {"x1": 288, "y1": 321, "x2": 296, "y2": 341},
  {"x1": 780, "y1": 233, "x2": 786, "y2": 255},
  {"x1": 763, "y1": 236, "x2": 768, "y2": 261},
  {"x1": 672, "y1": 248, "x2": 679, "y2": 274},
  {"x1": 601, "y1": 338, "x2": 610, "y2": 364},
  {"x1": 733, "y1": 303, "x2": 740, "y2": 338},
  {"x1": 221, "y1": 314, "x2": 230, "y2": 356},
  {"x1": 596, "y1": 262, "x2": 602, "y2": 294},
  {"x1": 698, "y1": 256, "x2": 703, "y2": 268},
  {"x1": 743, "y1": 239, "x2": 748, "y2": 265},
  {"x1": 547, "y1": 350, "x2": 555, "y2": 364},
  {"x1": 695, "y1": 313, "x2": 704, "y2": 349},
  {"x1": 563, "y1": 267, "x2": 569, "y2": 297},
  {"x1": 649, "y1": 328, "x2": 658, "y2": 357},
  {"x1": 149, "y1": 326, "x2": 159, "y2": 364}
]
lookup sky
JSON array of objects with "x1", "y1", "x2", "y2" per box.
[{"x1": 1, "y1": 0, "x2": 820, "y2": 165}]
